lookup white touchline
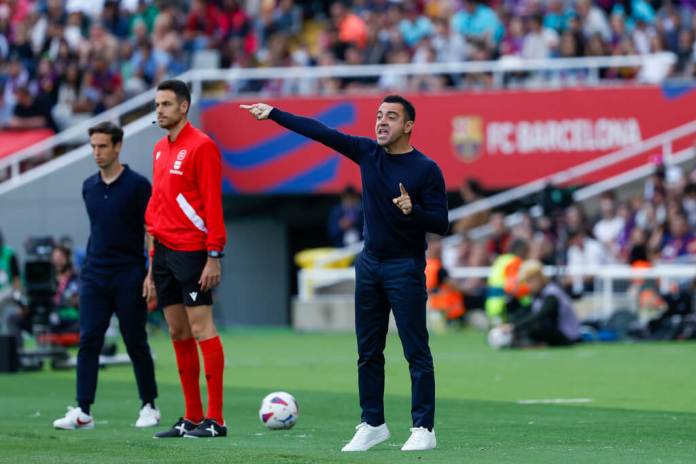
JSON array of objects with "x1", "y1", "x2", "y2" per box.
[{"x1": 517, "y1": 398, "x2": 593, "y2": 405}]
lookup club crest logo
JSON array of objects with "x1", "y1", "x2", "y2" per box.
[
  {"x1": 173, "y1": 150, "x2": 187, "y2": 170},
  {"x1": 451, "y1": 116, "x2": 483, "y2": 163}
]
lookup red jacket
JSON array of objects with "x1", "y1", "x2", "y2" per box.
[{"x1": 146, "y1": 122, "x2": 226, "y2": 252}]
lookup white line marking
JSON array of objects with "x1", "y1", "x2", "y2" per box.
[{"x1": 517, "y1": 398, "x2": 593, "y2": 405}]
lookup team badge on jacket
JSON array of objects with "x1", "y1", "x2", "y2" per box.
[{"x1": 171, "y1": 150, "x2": 187, "y2": 175}]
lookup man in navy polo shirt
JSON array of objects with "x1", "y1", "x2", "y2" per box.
[{"x1": 53, "y1": 122, "x2": 160, "y2": 430}]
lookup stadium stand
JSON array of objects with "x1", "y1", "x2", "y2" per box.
[
  {"x1": 1, "y1": 0, "x2": 694, "y2": 132},
  {"x1": 1, "y1": 0, "x2": 695, "y2": 334}
]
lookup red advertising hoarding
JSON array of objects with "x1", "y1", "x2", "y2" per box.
[{"x1": 200, "y1": 85, "x2": 696, "y2": 194}]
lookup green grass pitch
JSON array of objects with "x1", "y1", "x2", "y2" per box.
[{"x1": 1, "y1": 329, "x2": 695, "y2": 463}]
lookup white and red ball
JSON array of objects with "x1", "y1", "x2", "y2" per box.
[{"x1": 259, "y1": 392, "x2": 299, "y2": 430}]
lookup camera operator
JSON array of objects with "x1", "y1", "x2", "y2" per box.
[
  {"x1": 4, "y1": 237, "x2": 61, "y2": 348},
  {"x1": 0, "y1": 229, "x2": 25, "y2": 347},
  {"x1": 0, "y1": 229, "x2": 21, "y2": 294}
]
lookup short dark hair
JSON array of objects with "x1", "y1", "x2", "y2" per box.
[
  {"x1": 157, "y1": 79, "x2": 191, "y2": 110},
  {"x1": 88, "y1": 121, "x2": 123, "y2": 146},
  {"x1": 382, "y1": 95, "x2": 416, "y2": 123}
]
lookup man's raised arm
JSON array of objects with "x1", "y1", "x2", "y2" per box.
[{"x1": 240, "y1": 103, "x2": 367, "y2": 164}]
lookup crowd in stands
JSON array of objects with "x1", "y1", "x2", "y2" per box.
[
  {"x1": 430, "y1": 162, "x2": 696, "y2": 319},
  {"x1": 1, "y1": 0, "x2": 695, "y2": 133}
]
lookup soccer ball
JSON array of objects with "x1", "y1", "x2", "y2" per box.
[
  {"x1": 259, "y1": 392, "x2": 299, "y2": 430},
  {"x1": 487, "y1": 326, "x2": 513, "y2": 349}
]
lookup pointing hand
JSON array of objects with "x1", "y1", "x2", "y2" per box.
[
  {"x1": 240, "y1": 103, "x2": 273, "y2": 120},
  {"x1": 392, "y1": 182, "x2": 412, "y2": 215}
]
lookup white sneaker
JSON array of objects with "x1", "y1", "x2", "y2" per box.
[
  {"x1": 135, "y1": 404, "x2": 161, "y2": 428},
  {"x1": 401, "y1": 427, "x2": 436, "y2": 451},
  {"x1": 53, "y1": 406, "x2": 94, "y2": 430},
  {"x1": 341, "y1": 422, "x2": 390, "y2": 452}
]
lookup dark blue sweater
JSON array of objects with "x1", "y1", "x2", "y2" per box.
[{"x1": 270, "y1": 108, "x2": 449, "y2": 258}]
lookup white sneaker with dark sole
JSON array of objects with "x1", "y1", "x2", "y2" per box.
[
  {"x1": 53, "y1": 406, "x2": 94, "y2": 430},
  {"x1": 341, "y1": 422, "x2": 390, "y2": 452},
  {"x1": 135, "y1": 404, "x2": 161, "y2": 428},
  {"x1": 401, "y1": 427, "x2": 436, "y2": 451}
]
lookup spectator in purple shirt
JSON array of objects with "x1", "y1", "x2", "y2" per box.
[{"x1": 660, "y1": 211, "x2": 696, "y2": 261}]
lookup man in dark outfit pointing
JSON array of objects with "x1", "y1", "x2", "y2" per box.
[{"x1": 241, "y1": 96, "x2": 448, "y2": 452}]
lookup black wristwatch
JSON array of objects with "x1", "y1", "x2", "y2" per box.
[{"x1": 208, "y1": 250, "x2": 224, "y2": 259}]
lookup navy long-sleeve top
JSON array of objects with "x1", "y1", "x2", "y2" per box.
[{"x1": 270, "y1": 108, "x2": 449, "y2": 258}]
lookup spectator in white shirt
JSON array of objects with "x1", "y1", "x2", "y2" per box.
[
  {"x1": 522, "y1": 14, "x2": 558, "y2": 60},
  {"x1": 593, "y1": 194, "x2": 625, "y2": 250},
  {"x1": 576, "y1": 0, "x2": 611, "y2": 42},
  {"x1": 565, "y1": 229, "x2": 610, "y2": 295}
]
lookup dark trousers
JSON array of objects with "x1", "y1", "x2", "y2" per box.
[
  {"x1": 518, "y1": 307, "x2": 575, "y2": 347},
  {"x1": 77, "y1": 266, "x2": 157, "y2": 406},
  {"x1": 354, "y1": 250, "x2": 435, "y2": 429},
  {"x1": 528, "y1": 322, "x2": 575, "y2": 346}
]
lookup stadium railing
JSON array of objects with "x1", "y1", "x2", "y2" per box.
[
  {"x1": 298, "y1": 264, "x2": 696, "y2": 321},
  {"x1": 573, "y1": 143, "x2": 695, "y2": 202},
  {"x1": 0, "y1": 53, "x2": 676, "y2": 189},
  {"x1": 0, "y1": 84, "x2": 164, "y2": 186},
  {"x1": 187, "y1": 52, "x2": 675, "y2": 89}
]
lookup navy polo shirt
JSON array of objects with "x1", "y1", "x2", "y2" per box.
[{"x1": 82, "y1": 165, "x2": 151, "y2": 270}]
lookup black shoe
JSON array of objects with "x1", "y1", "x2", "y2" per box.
[
  {"x1": 183, "y1": 419, "x2": 227, "y2": 438},
  {"x1": 154, "y1": 418, "x2": 199, "y2": 438}
]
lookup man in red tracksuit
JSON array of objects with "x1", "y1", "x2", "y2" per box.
[{"x1": 146, "y1": 79, "x2": 228, "y2": 439}]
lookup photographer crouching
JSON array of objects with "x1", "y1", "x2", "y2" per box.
[{"x1": 500, "y1": 260, "x2": 581, "y2": 347}]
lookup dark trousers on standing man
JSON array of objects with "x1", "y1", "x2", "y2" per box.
[
  {"x1": 77, "y1": 265, "x2": 157, "y2": 407},
  {"x1": 354, "y1": 249, "x2": 435, "y2": 429}
]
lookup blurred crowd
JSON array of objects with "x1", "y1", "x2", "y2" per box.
[
  {"x1": 2, "y1": 0, "x2": 696, "y2": 132},
  {"x1": 428, "y1": 162, "x2": 696, "y2": 319}
]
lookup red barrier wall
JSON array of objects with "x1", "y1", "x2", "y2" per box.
[{"x1": 200, "y1": 85, "x2": 696, "y2": 194}]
